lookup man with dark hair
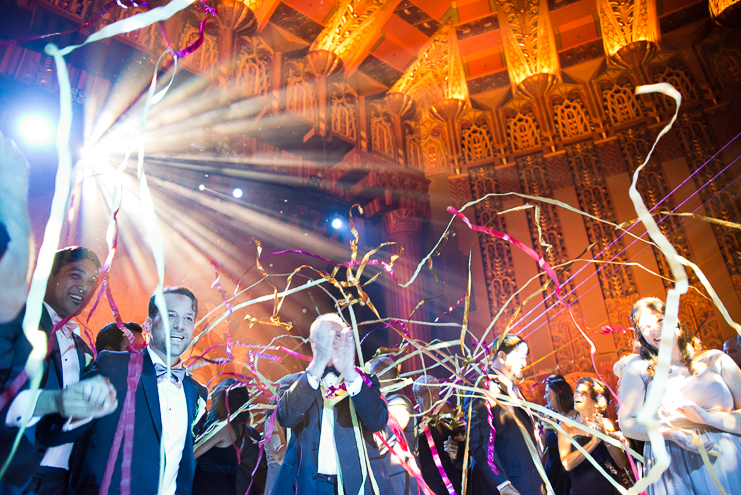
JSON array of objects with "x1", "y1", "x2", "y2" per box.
[
  {"x1": 1, "y1": 246, "x2": 117, "y2": 494},
  {"x1": 94, "y1": 322, "x2": 146, "y2": 354},
  {"x1": 38, "y1": 285, "x2": 207, "y2": 495},
  {"x1": 466, "y1": 334, "x2": 545, "y2": 495},
  {"x1": 273, "y1": 314, "x2": 390, "y2": 495}
]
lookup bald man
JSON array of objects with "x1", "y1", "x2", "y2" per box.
[{"x1": 723, "y1": 336, "x2": 741, "y2": 368}]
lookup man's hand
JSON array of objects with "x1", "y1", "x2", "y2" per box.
[
  {"x1": 36, "y1": 375, "x2": 118, "y2": 418},
  {"x1": 444, "y1": 435, "x2": 458, "y2": 461},
  {"x1": 333, "y1": 329, "x2": 359, "y2": 383},
  {"x1": 306, "y1": 319, "x2": 337, "y2": 379},
  {"x1": 499, "y1": 484, "x2": 521, "y2": 495}
]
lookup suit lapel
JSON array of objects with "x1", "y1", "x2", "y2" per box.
[
  {"x1": 41, "y1": 307, "x2": 65, "y2": 389},
  {"x1": 140, "y1": 348, "x2": 163, "y2": 439}
]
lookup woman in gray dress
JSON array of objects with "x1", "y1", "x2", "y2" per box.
[{"x1": 618, "y1": 297, "x2": 741, "y2": 494}]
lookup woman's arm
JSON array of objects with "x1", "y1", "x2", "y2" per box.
[
  {"x1": 604, "y1": 437, "x2": 629, "y2": 469},
  {"x1": 617, "y1": 363, "x2": 650, "y2": 442},
  {"x1": 558, "y1": 427, "x2": 602, "y2": 471},
  {"x1": 675, "y1": 353, "x2": 741, "y2": 435}
]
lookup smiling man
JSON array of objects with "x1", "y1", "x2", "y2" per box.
[
  {"x1": 37, "y1": 286, "x2": 207, "y2": 495},
  {"x1": 1, "y1": 246, "x2": 119, "y2": 494},
  {"x1": 465, "y1": 334, "x2": 546, "y2": 495}
]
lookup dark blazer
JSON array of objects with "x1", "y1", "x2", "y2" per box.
[
  {"x1": 0, "y1": 305, "x2": 92, "y2": 487},
  {"x1": 38, "y1": 347, "x2": 206, "y2": 495},
  {"x1": 272, "y1": 371, "x2": 392, "y2": 495},
  {"x1": 466, "y1": 375, "x2": 545, "y2": 495}
]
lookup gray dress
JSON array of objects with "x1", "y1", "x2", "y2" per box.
[{"x1": 635, "y1": 351, "x2": 741, "y2": 495}]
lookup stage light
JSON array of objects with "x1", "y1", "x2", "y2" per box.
[
  {"x1": 18, "y1": 115, "x2": 54, "y2": 145},
  {"x1": 232, "y1": 188, "x2": 243, "y2": 198},
  {"x1": 331, "y1": 218, "x2": 343, "y2": 229},
  {"x1": 198, "y1": 184, "x2": 205, "y2": 191}
]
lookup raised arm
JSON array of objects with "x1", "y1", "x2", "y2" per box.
[{"x1": 557, "y1": 427, "x2": 602, "y2": 471}]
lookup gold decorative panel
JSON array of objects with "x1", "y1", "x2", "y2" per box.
[
  {"x1": 330, "y1": 83, "x2": 358, "y2": 141},
  {"x1": 565, "y1": 140, "x2": 638, "y2": 351},
  {"x1": 370, "y1": 101, "x2": 394, "y2": 158},
  {"x1": 235, "y1": 37, "x2": 272, "y2": 97},
  {"x1": 649, "y1": 58, "x2": 699, "y2": 102},
  {"x1": 598, "y1": 75, "x2": 643, "y2": 125},
  {"x1": 616, "y1": 126, "x2": 723, "y2": 349},
  {"x1": 310, "y1": 0, "x2": 400, "y2": 73},
  {"x1": 494, "y1": 0, "x2": 560, "y2": 96},
  {"x1": 469, "y1": 164, "x2": 520, "y2": 333},
  {"x1": 675, "y1": 111, "x2": 741, "y2": 302},
  {"x1": 552, "y1": 93, "x2": 593, "y2": 140},
  {"x1": 389, "y1": 23, "x2": 469, "y2": 111},
  {"x1": 285, "y1": 59, "x2": 316, "y2": 121},
  {"x1": 460, "y1": 114, "x2": 496, "y2": 164},
  {"x1": 505, "y1": 109, "x2": 542, "y2": 152},
  {"x1": 596, "y1": 0, "x2": 659, "y2": 67}
]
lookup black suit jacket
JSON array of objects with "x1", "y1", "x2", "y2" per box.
[
  {"x1": 466, "y1": 375, "x2": 545, "y2": 495},
  {"x1": 272, "y1": 371, "x2": 392, "y2": 495},
  {"x1": 0, "y1": 305, "x2": 92, "y2": 487},
  {"x1": 38, "y1": 347, "x2": 206, "y2": 495}
]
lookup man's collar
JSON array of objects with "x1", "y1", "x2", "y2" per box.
[
  {"x1": 491, "y1": 369, "x2": 514, "y2": 390},
  {"x1": 43, "y1": 302, "x2": 59, "y2": 321},
  {"x1": 148, "y1": 346, "x2": 184, "y2": 369}
]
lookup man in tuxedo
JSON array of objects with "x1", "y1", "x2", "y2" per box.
[
  {"x1": 38, "y1": 286, "x2": 207, "y2": 495},
  {"x1": 466, "y1": 334, "x2": 545, "y2": 495},
  {"x1": 1, "y1": 246, "x2": 117, "y2": 494},
  {"x1": 272, "y1": 314, "x2": 391, "y2": 495}
]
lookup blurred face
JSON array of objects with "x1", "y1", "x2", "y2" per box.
[
  {"x1": 497, "y1": 343, "x2": 529, "y2": 380},
  {"x1": 310, "y1": 321, "x2": 344, "y2": 367},
  {"x1": 45, "y1": 259, "x2": 99, "y2": 318},
  {"x1": 637, "y1": 307, "x2": 679, "y2": 352},
  {"x1": 544, "y1": 385, "x2": 557, "y2": 410},
  {"x1": 573, "y1": 383, "x2": 597, "y2": 416},
  {"x1": 145, "y1": 293, "x2": 196, "y2": 362},
  {"x1": 723, "y1": 338, "x2": 741, "y2": 366},
  {"x1": 414, "y1": 387, "x2": 439, "y2": 412}
]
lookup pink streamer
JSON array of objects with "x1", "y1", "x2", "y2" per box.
[{"x1": 423, "y1": 423, "x2": 458, "y2": 495}]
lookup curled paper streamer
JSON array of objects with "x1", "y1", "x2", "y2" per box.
[{"x1": 625, "y1": 83, "x2": 686, "y2": 495}]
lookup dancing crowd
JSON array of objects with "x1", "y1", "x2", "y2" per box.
[{"x1": 1, "y1": 135, "x2": 741, "y2": 495}]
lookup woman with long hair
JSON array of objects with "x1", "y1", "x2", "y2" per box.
[
  {"x1": 193, "y1": 379, "x2": 260, "y2": 495},
  {"x1": 618, "y1": 297, "x2": 741, "y2": 494},
  {"x1": 543, "y1": 374, "x2": 576, "y2": 495},
  {"x1": 558, "y1": 377, "x2": 629, "y2": 495}
]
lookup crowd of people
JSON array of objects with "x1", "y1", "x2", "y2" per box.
[{"x1": 1, "y1": 132, "x2": 741, "y2": 495}]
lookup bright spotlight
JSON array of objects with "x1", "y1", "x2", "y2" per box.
[
  {"x1": 331, "y1": 218, "x2": 343, "y2": 229},
  {"x1": 232, "y1": 188, "x2": 243, "y2": 199},
  {"x1": 19, "y1": 115, "x2": 54, "y2": 145},
  {"x1": 198, "y1": 184, "x2": 205, "y2": 191}
]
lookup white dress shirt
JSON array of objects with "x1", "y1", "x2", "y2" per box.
[
  {"x1": 306, "y1": 370, "x2": 363, "y2": 475},
  {"x1": 149, "y1": 349, "x2": 188, "y2": 495},
  {"x1": 5, "y1": 303, "x2": 82, "y2": 469}
]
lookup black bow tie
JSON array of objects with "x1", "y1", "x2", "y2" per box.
[
  {"x1": 153, "y1": 363, "x2": 186, "y2": 385},
  {"x1": 323, "y1": 366, "x2": 340, "y2": 378}
]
